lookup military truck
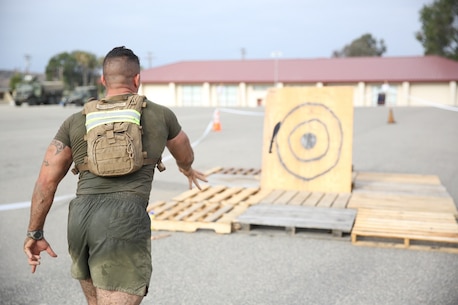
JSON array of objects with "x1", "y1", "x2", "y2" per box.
[
  {"x1": 63, "y1": 85, "x2": 98, "y2": 106},
  {"x1": 13, "y1": 76, "x2": 64, "y2": 106}
]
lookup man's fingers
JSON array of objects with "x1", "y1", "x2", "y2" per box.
[
  {"x1": 28, "y1": 255, "x2": 40, "y2": 273},
  {"x1": 46, "y1": 245, "x2": 58, "y2": 258},
  {"x1": 181, "y1": 168, "x2": 208, "y2": 190},
  {"x1": 28, "y1": 258, "x2": 40, "y2": 266},
  {"x1": 193, "y1": 178, "x2": 202, "y2": 190},
  {"x1": 24, "y1": 248, "x2": 33, "y2": 259},
  {"x1": 195, "y1": 171, "x2": 208, "y2": 181}
]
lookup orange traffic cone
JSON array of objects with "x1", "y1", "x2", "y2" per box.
[
  {"x1": 387, "y1": 108, "x2": 396, "y2": 124},
  {"x1": 212, "y1": 109, "x2": 222, "y2": 131}
]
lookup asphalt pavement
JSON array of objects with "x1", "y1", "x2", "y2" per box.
[{"x1": 0, "y1": 104, "x2": 457, "y2": 305}]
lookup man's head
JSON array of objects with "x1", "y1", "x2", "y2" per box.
[{"x1": 102, "y1": 46, "x2": 141, "y2": 92}]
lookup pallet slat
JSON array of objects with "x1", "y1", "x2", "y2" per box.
[
  {"x1": 332, "y1": 193, "x2": 351, "y2": 209},
  {"x1": 353, "y1": 181, "x2": 449, "y2": 198},
  {"x1": 348, "y1": 192, "x2": 457, "y2": 214},
  {"x1": 354, "y1": 172, "x2": 442, "y2": 185},
  {"x1": 317, "y1": 193, "x2": 338, "y2": 208},
  {"x1": 172, "y1": 185, "x2": 210, "y2": 202},
  {"x1": 208, "y1": 187, "x2": 244, "y2": 203},
  {"x1": 304, "y1": 192, "x2": 324, "y2": 206},
  {"x1": 260, "y1": 189, "x2": 286, "y2": 204},
  {"x1": 288, "y1": 191, "x2": 312, "y2": 205},
  {"x1": 225, "y1": 187, "x2": 260, "y2": 205}
]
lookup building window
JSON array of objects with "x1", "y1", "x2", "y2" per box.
[
  {"x1": 253, "y1": 85, "x2": 271, "y2": 91},
  {"x1": 217, "y1": 85, "x2": 238, "y2": 107},
  {"x1": 182, "y1": 85, "x2": 202, "y2": 106}
]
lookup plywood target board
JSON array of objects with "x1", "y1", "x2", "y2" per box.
[{"x1": 260, "y1": 87, "x2": 354, "y2": 193}]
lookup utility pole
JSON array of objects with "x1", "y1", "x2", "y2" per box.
[
  {"x1": 146, "y1": 52, "x2": 154, "y2": 68},
  {"x1": 240, "y1": 48, "x2": 246, "y2": 60},
  {"x1": 24, "y1": 54, "x2": 31, "y2": 74},
  {"x1": 270, "y1": 51, "x2": 282, "y2": 87}
]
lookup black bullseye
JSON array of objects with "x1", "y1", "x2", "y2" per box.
[{"x1": 275, "y1": 102, "x2": 343, "y2": 181}]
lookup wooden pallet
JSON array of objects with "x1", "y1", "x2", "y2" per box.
[
  {"x1": 205, "y1": 167, "x2": 262, "y2": 176},
  {"x1": 351, "y1": 208, "x2": 458, "y2": 253},
  {"x1": 147, "y1": 185, "x2": 263, "y2": 234},
  {"x1": 205, "y1": 167, "x2": 261, "y2": 188},
  {"x1": 236, "y1": 204, "x2": 357, "y2": 237},
  {"x1": 350, "y1": 172, "x2": 456, "y2": 211},
  {"x1": 350, "y1": 172, "x2": 455, "y2": 212},
  {"x1": 258, "y1": 189, "x2": 352, "y2": 208},
  {"x1": 349, "y1": 171, "x2": 457, "y2": 217},
  {"x1": 349, "y1": 172, "x2": 458, "y2": 253}
]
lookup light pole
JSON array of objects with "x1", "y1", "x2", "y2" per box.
[
  {"x1": 147, "y1": 52, "x2": 154, "y2": 68},
  {"x1": 24, "y1": 54, "x2": 31, "y2": 74},
  {"x1": 271, "y1": 51, "x2": 282, "y2": 87}
]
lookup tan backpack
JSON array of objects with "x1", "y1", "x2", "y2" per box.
[{"x1": 72, "y1": 94, "x2": 165, "y2": 177}]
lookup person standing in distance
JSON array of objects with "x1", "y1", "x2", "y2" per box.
[{"x1": 23, "y1": 46, "x2": 207, "y2": 305}]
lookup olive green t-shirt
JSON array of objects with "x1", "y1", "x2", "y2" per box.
[{"x1": 54, "y1": 94, "x2": 182, "y2": 200}]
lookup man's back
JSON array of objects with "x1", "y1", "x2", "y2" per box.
[{"x1": 54, "y1": 95, "x2": 182, "y2": 200}]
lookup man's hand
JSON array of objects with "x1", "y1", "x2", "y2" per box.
[
  {"x1": 179, "y1": 167, "x2": 208, "y2": 190},
  {"x1": 24, "y1": 237, "x2": 58, "y2": 273},
  {"x1": 167, "y1": 131, "x2": 207, "y2": 190}
]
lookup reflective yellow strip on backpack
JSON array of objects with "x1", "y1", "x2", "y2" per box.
[{"x1": 86, "y1": 109, "x2": 141, "y2": 132}]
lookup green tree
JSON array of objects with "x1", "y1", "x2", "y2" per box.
[
  {"x1": 45, "y1": 50, "x2": 100, "y2": 89},
  {"x1": 72, "y1": 50, "x2": 99, "y2": 86},
  {"x1": 332, "y1": 33, "x2": 387, "y2": 57},
  {"x1": 46, "y1": 52, "x2": 76, "y2": 88},
  {"x1": 9, "y1": 72, "x2": 23, "y2": 91},
  {"x1": 415, "y1": 0, "x2": 458, "y2": 60}
]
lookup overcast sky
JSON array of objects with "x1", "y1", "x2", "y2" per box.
[{"x1": 0, "y1": 0, "x2": 433, "y2": 73}]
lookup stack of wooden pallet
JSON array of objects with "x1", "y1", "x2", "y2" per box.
[
  {"x1": 147, "y1": 167, "x2": 358, "y2": 237},
  {"x1": 349, "y1": 172, "x2": 458, "y2": 253},
  {"x1": 147, "y1": 167, "x2": 458, "y2": 253}
]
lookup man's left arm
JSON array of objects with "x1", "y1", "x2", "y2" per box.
[{"x1": 166, "y1": 130, "x2": 207, "y2": 190}]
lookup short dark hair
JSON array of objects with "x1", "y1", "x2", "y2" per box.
[
  {"x1": 103, "y1": 46, "x2": 139, "y2": 67},
  {"x1": 103, "y1": 46, "x2": 140, "y2": 84}
]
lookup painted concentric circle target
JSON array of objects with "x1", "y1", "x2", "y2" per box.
[{"x1": 275, "y1": 102, "x2": 343, "y2": 181}]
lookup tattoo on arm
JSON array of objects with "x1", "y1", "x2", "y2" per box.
[{"x1": 51, "y1": 139, "x2": 66, "y2": 155}]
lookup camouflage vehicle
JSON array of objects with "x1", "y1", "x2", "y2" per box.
[
  {"x1": 63, "y1": 85, "x2": 98, "y2": 106},
  {"x1": 13, "y1": 76, "x2": 64, "y2": 106}
]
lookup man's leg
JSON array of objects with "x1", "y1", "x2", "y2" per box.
[
  {"x1": 96, "y1": 288, "x2": 143, "y2": 305},
  {"x1": 79, "y1": 279, "x2": 144, "y2": 305},
  {"x1": 79, "y1": 279, "x2": 97, "y2": 305}
]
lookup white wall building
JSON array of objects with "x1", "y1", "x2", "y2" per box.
[{"x1": 139, "y1": 56, "x2": 458, "y2": 108}]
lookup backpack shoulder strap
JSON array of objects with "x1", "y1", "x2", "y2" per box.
[
  {"x1": 127, "y1": 94, "x2": 147, "y2": 112},
  {"x1": 82, "y1": 98, "x2": 98, "y2": 115},
  {"x1": 127, "y1": 95, "x2": 165, "y2": 171}
]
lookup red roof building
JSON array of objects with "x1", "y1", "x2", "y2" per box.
[{"x1": 139, "y1": 56, "x2": 458, "y2": 108}]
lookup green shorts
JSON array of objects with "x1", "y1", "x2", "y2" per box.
[{"x1": 68, "y1": 193, "x2": 152, "y2": 296}]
